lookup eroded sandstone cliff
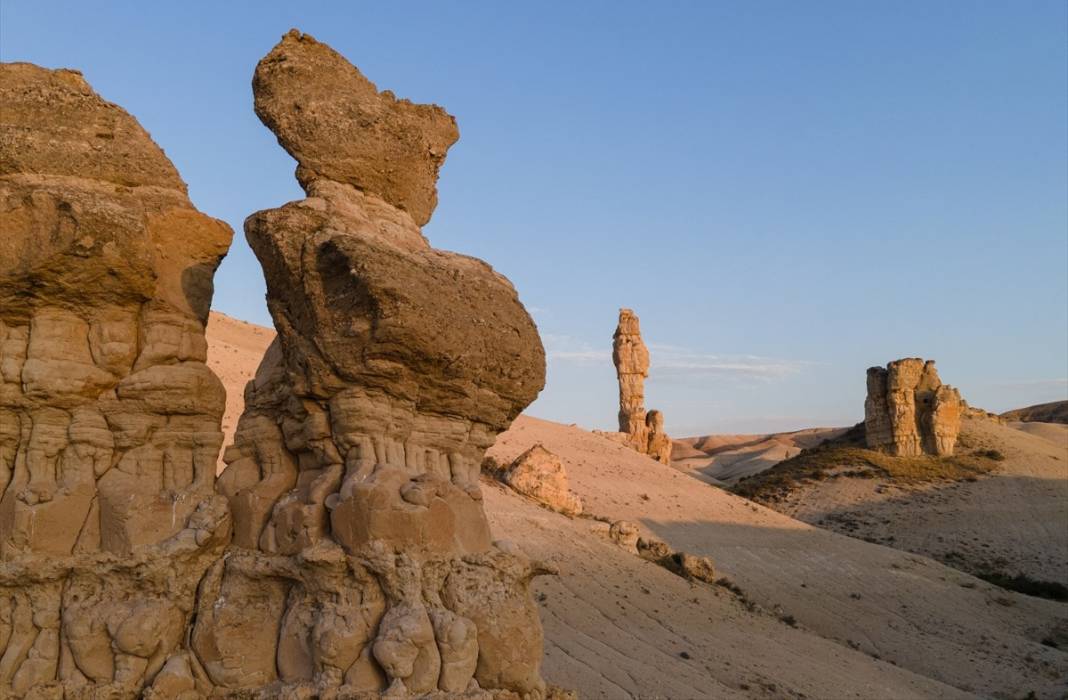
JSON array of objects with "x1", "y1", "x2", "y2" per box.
[
  {"x1": 864, "y1": 358, "x2": 963, "y2": 457},
  {"x1": 1, "y1": 33, "x2": 557, "y2": 698},
  {"x1": 199, "y1": 31, "x2": 553, "y2": 697},
  {"x1": 0, "y1": 62, "x2": 233, "y2": 695},
  {"x1": 612, "y1": 309, "x2": 671, "y2": 464}
]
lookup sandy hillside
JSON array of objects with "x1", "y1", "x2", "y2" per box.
[
  {"x1": 205, "y1": 311, "x2": 276, "y2": 469},
  {"x1": 742, "y1": 418, "x2": 1068, "y2": 587},
  {"x1": 489, "y1": 416, "x2": 1068, "y2": 699},
  {"x1": 1002, "y1": 399, "x2": 1068, "y2": 424},
  {"x1": 673, "y1": 427, "x2": 847, "y2": 484},
  {"x1": 206, "y1": 314, "x2": 1068, "y2": 698}
]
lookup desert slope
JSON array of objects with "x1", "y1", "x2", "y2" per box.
[
  {"x1": 206, "y1": 312, "x2": 1068, "y2": 698},
  {"x1": 489, "y1": 416, "x2": 1068, "y2": 699},
  {"x1": 737, "y1": 418, "x2": 1068, "y2": 587},
  {"x1": 484, "y1": 482, "x2": 970, "y2": 699},
  {"x1": 673, "y1": 427, "x2": 847, "y2": 484},
  {"x1": 205, "y1": 311, "x2": 276, "y2": 470},
  {"x1": 1002, "y1": 399, "x2": 1068, "y2": 424}
]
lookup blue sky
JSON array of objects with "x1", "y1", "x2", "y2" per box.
[{"x1": 3, "y1": 1, "x2": 1066, "y2": 435}]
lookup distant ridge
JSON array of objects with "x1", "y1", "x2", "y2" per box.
[{"x1": 1001, "y1": 399, "x2": 1068, "y2": 424}]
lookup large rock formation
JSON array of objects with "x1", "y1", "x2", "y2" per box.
[
  {"x1": 0, "y1": 63, "x2": 233, "y2": 695},
  {"x1": 864, "y1": 358, "x2": 963, "y2": 457},
  {"x1": 198, "y1": 31, "x2": 552, "y2": 697},
  {"x1": 612, "y1": 309, "x2": 671, "y2": 464}
]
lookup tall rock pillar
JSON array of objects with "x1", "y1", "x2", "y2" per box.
[
  {"x1": 198, "y1": 30, "x2": 554, "y2": 697},
  {"x1": 612, "y1": 309, "x2": 671, "y2": 464}
]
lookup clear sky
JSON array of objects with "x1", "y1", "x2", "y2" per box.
[{"x1": 3, "y1": 1, "x2": 1066, "y2": 435}]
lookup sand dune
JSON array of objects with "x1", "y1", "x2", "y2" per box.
[{"x1": 206, "y1": 313, "x2": 1068, "y2": 698}]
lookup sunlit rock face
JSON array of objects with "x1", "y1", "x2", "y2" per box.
[
  {"x1": 612, "y1": 308, "x2": 671, "y2": 464},
  {"x1": 864, "y1": 358, "x2": 963, "y2": 457},
  {"x1": 0, "y1": 62, "x2": 233, "y2": 696},
  {"x1": 200, "y1": 30, "x2": 553, "y2": 697}
]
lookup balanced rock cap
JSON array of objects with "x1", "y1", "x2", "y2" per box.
[{"x1": 252, "y1": 29, "x2": 459, "y2": 227}]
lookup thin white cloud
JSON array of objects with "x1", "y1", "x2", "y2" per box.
[{"x1": 544, "y1": 335, "x2": 811, "y2": 381}]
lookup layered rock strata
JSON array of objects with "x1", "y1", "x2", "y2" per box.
[
  {"x1": 864, "y1": 358, "x2": 963, "y2": 457},
  {"x1": 0, "y1": 63, "x2": 233, "y2": 695},
  {"x1": 612, "y1": 309, "x2": 671, "y2": 464},
  {"x1": 200, "y1": 31, "x2": 552, "y2": 697}
]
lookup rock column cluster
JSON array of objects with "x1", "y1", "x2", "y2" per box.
[
  {"x1": 864, "y1": 358, "x2": 963, "y2": 457},
  {"x1": 0, "y1": 63, "x2": 233, "y2": 695},
  {"x1": 612, "y1": 309, "x2": 671, "y2": 464},
  {"x1": 1, "y1": 31, "x2": 556, "y2": 699}
]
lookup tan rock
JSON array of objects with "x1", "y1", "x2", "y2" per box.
[
  {"x1": 197, "y1": 30, "x2": 553, "y2": 697},
  {"x1": 612, "y1": 308, "x2": 672, "y2": 464},
  {"x1": 502, "y1": 444, "x2": 583, "y2": 516},
  {"x1": 864, "y1": 358, "x2": 964, "y2": 456},
  {"x1": 252, "y1": 30, "x2": 458, "y2": 228},
  {"x1": 608, "y1": 520, "x2": 640, "y2": 550},
  {"x1": 0, "y1": 61, "x2": 233, "y2": 696}
]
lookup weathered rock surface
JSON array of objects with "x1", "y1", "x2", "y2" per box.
[
  {"x1": 0, "y1": 62, "x2": 233, "y2": 695},
  {"x1": 199, "y1": 30, "x2": 553, "y2": 697},
  {"x1": 612, "y1": 308, "x2": 671, "y2": 464},
  {"x1": 502, "y1": 445, "x2": 582, "y2": 516},
  {"x1": 864, "y1": 358, "x2": 964, "y2": 457},
  {"x1": 252, "y1": 30, "x2": 458, "y2": 229}
]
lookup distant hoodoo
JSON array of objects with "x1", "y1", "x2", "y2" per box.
[
  {"x1": 612, "y1": 309, "x2": 672, "y2": 464},
  {"x1": 864, "y1": 358, "x2": 963, "y2": 457}
]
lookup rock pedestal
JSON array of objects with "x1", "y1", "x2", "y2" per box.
[
  {"x1": 0, "y1": 63, "x2": 233, "y2": 696},
  {"x1": 200, "y1": 31, "x2": 552, "y2": 697},
  {"x1": 612, "y1": 309, "x2": 671, "y2": 464},
  {"x1": 864, "y1": 358, "x2": 963, "y2": 457}
]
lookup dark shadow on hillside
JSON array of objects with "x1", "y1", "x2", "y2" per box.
[
  {"x1": 635, "y1": 515, "x2": 1068, "y2": 698},
  {"x1": 764, "y1": 472, "x2": 1068, "y2": 594}
]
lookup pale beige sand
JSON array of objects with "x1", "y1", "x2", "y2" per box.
[
  {"x1": 672, "y1": 427, "x2": 847, "y2": 484},
  {"x1": 206, "y1": 314, "x2": 1068, "y2": 698},
  {"x1": 205, "y1": 311, "x2": 276, "y2": 471},
  {"x1": 484, "y1": 482, "x2": 971, "y2": 699},
  {"x1": 1010, "y1": 420, "x2": 1068, "y2": 446}
]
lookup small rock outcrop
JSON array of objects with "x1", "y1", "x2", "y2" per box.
[
  {"x1": 502, "y1": 444, "x2": 583, "y2": 516},
  {"x1": 864, "y1": 358, "x2": 963, "y2": 457},
  {"x1": 0, "y1": 63, "x2": 233, "y2": 695},
  {"x1": 199, "y1": 31, "x2": 553, "y2": 697},
  {"x1": 612, "y1": 309, "x2": 671, "y2": 463},
  {"x1": 606, "y1": 521, "x2": 716, "y2": 584}
]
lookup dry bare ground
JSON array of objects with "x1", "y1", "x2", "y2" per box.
[
  {"x1": 764, "y1": 418, "x2": 1068, "y2": 587},
  {"x1": 673, "y1": 427, "x2": 849, "y2": 484},
  {"x1": 208, "y1": 312, "x2": 1068, "y2": 698}
]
